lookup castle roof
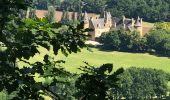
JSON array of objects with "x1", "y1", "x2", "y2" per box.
[
  {"x1": 113, "y1": 17, "x2": 132, "y2": 25},
  {"x1": 84, "y1": 11, "x2": 88, "y2": 19},
  {"x1": 112, "y1": 17, "x2": 133, "y2": 30},
  {"x1": 35, "y1": 10, "x2": 98, "y2": 22},
  {"x1": 90, "y1": 18, "x2": 106, "y2": 29},
  {"x1": 124, "y1": 20, "x2": 132, "y2": 25},
  {"x1": 112, "y1": 17, "x2": 121, "y2": 24},
  {"x1": 134, "y1": 16, "x2": 142, "y2": 27},
  {"x1": 134, "y1": 20, "x2": 142, "y2": 27}
]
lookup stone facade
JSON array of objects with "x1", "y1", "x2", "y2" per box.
[
  {"x1": 35, "y1": 10, "x2": 144, "y2": 41},
  {"x1": 83, "y1": 11, "x2": 143, "y2": 40}
]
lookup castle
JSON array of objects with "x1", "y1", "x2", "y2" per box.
[
  {"x1": 83, "y1": 11, "x2": 143, "y2": 41},
  {"x1": 35, "y1": 10, "x2": 145, "y2": 41}
]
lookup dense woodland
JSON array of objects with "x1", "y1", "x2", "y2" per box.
[
  {"x1": 0, "y1": 0, "x2": 170, "y2": 100},
  {"x1": 34, "y1": 0, "x2": 170, "y2": 22}
]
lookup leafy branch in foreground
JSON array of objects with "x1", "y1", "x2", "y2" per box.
[
  {"x1": 75, "y1": 62, "x2": 124, "y2": 100},
  {"x1": 0, "y1": 1, "x2": 89, "y2": 98}
]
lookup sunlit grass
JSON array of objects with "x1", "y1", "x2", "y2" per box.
[
  {"x1": 18, "y1": 47, "x2": 170, "y2": 73},
  {"x1": 58, "y1": 48, "x2": 170, "y2": 73}
]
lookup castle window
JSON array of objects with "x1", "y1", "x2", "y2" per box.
[{"x1": 97, "y1": 24, "x2": 99, "y2": 27}]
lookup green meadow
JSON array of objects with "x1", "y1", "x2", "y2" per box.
[
  {"x1": 20, "y1": 47, "x2": 170, "y2": 73},
  {"x1": 60, "y1": 48, "x2": 170, "y2": 73}
]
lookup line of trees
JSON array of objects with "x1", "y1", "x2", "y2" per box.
[
  {"x1": 98, "y1": 22, "x2": 170, "y2": 57},
  {"x1": 106, "y1": 0, "x2": 170, "y2": 22},
  {"x1": 33, "y1": 0, "x2": 170, "y2": 22}
]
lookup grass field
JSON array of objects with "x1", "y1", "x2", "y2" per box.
[
  {"x1": 60, "y1": 48, "x2": 170, "y2": 73},
  {"x1": 22, "y1": 47, "x2": 170, "y2": 73}
]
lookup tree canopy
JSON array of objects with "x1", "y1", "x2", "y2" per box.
[{"x1": 34, "y1": 0, "x2": 170, "y2": 22}]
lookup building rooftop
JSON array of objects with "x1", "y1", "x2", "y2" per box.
[{"x1": 90, "y1": 18, "x2": 105, "y2": 29}]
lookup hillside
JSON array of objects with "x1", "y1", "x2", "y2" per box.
[
  {"x1": 20, "y1": 47, "x2": 170, "y2": 73},
  {"x1": 59, "y1": 48, "x2": 170, "y2": 73}
]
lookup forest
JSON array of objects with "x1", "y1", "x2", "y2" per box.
[{"x1": 34, "y1": 0, "x2": 170, "y2": 22}]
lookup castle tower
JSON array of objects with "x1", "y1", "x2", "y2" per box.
[
  {"x1": 134, "y1": 16, "x2": 143, "y2": 36},
  {"x1": 83, "y1": 11, "x2": 89, "y2": 29},
  {"x1": 72, "y1": 12, "x2": 77, "y2": 21},
  {"x1": 108, "y1": 12, "x2": 112, "y2": 27},
  {"x1": 123, "y1": 15, "x2": 126, "y2": 23},
  {"x1": 131, "y1": 18, "x2": 135, "y2": 27},
  {"x1": 104, "y1": 12, "x2": 112, "y2": 27},
  {"x1": 122, "y1": 15, "x2": 126, "y2": 29}
]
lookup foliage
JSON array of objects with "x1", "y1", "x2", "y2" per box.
[
  {"x1": 117, "y1": 68, "x2": 169, "y2": 99},
  {"x1": 153, "y1": 22, "x2": 170, "y2": 30},
  {"x1": 106, "y1": 0, "x2": 170, "y2": 22},
  {"x1": 1, "y1": 1, "x2": 170, "y2": 100},
  {"x1": 98, "y1": 25, "x2": 170, "y2": 57},
  {"x1": 33, "y1": 0, "x2": 48, "y2": 9},
  {"x1": 98, "y1": 31, "x2": 121, "y2": 50},
  {"x1": 146, "y1": 24, "x2": 170, "y2": 56},
  {"x1": 34, "y1": 0, "x2": 170, "y2": 22},
  {"x1": 98, "y1": 30, "x2": 148, "y2": 52},
  {"x1": 46, "y1": 6, "x2": 56, "y2": 23},
  {"x1": 75, "y1": 62, "x2": 124, "y2": 100},
  {"x1": 0, "y1": 0, "x2": 89, "y2": 99}
]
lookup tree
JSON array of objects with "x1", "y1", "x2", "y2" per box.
[
  {"x1": 46, "y1": 6, "x2": 56, "y2": 23},
  {"x1": 98, "y1": 31, "x2": 121, "y2": 50},
  {"x1": 98, "y1": 29, "x2": 148, "y2": 52},
  {"x1": 75, "y1": 63, "x2": 124, "y2": 100},
  {"x1": 146, "y1": 28, "x2": 170, "y2": 56},
  {"x1": 118, "y1": 70, "x2": 133, "y2": 99},
  {"x1": 34, "y1": 0, "x2": 170, "y2": 22},
  {"x1": 106, "y1": 0, "x2": 170, "y2": 22},
  {"x1": 117, "y1": 67, "x2": 169, "y2": 100},
  {"x1": 0, "y1": 0, "x2": 88, "y2": 99}
]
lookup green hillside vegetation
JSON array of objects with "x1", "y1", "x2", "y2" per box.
[
  {"x1": 34, "y1": 0, "x2": 170, "y2": 22},
  {"x1": 19, "y1": 47, "x2": 170, "y2": 73},
  {"x1": 56, "y1": 48, "x2": 170, "y2": 73}
]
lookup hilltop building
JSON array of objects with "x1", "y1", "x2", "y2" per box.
[{"x1": 35, "y1": 10, "x2": 145, "y2": 41}]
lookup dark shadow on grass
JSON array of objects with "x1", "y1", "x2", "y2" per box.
[
  {"x1": 96, "y1": 45, "x2": 147, "y2": 54},
  {"x1": 148, "y1": 51, "x2": 170, "y2": 58},
  {"x1": 87, "y1": 44, "x2": 170, "y2": 59},
  {"x1": 87, "y1": 44, "x2": 116, "y2": 52}
]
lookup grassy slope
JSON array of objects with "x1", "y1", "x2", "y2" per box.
[
  {"x1": 59, "y1": 48, "x2": 170, "y2": 73},
  {"x1": 21, "y1": 47, "x2": 170, "y2": 73}
]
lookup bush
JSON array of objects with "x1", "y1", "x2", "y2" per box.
[
  {"x1": 98, "y1": 31, "x2": 121, "y2": 50},
  {"x1": 98, "y1": 30, "x2": 148, "y2": 52},
  {"x1": 146, "y1": 29, "x2": 170, "y2": 56},
  {"x1": 117, "y1": 68, "x2": 169, "y2": 99},
  {"x1": 75, "y1": 63, "x2": 124, "y2": 99},
  {"x1": 98, "y1": 27, "x2": 170, "y2": 57}
]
